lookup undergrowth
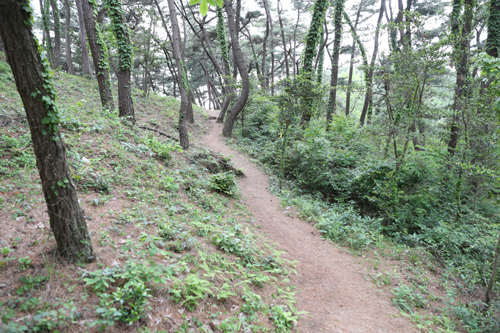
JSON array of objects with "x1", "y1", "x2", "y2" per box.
[{"x1": 0, "y1": 61, "x2": 298, "y2": 332}]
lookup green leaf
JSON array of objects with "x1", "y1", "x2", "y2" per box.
[
  {"x1": 207, "y1": 0, "x2": 216, "y2": 6},
  {"x1": 200, "y1": 0, "x2": 208, "y2": 15},
  {"x1": 189, "y1": 0, "x2": 201, "y2": 4},
  {"x1": 216, "y1": 0, "x2": 223, "y2": 7}
]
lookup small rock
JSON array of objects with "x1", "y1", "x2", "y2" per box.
[
  {"x1": 0, "y1": 284, "x2": 6, "y2": 289},
  {"x1": 16, "y1": 216, "x2": 26, "y2": 223}
]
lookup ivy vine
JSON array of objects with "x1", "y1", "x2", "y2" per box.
[
  {"x1": 41, "y1": 0, "x2": 54, "y2": 64},
  {"x1": 22, "y1": 1, "x2": 60, "y2": 140},
  {"x1": 89, "y1": 0, "x2": 111, "y2": 76},
  {"x1": 216, "y1": 6, "x2": 230, "y2": 73},
  {"x1": 487, "y1": 0, "x2": 500, "y2": 56},
  {"x1": 105, "y1": 0, "x2": 133, "y2": 71},
  {"x1": 302, "y1": 0, "x2": 328, "y2": 76}
]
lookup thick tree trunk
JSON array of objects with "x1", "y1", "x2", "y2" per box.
[
  {"x1": 74, "y1": 0, "x2": 93, "y2": 77},
  {"x1": 50, "y1": 0, "x2": 61, "y2": 67},
  {"x1": 0, "y1": 0, "x2": 94, "y2": 262},
  {"x1": 301, "y1": 0, "x2": 328, "y2": 125},
  {"x1": 487, "y1": 0, "x2": 500, "y2": 57},
  {"x1": 222, "y1": 0, "x2": 250, "y2": 137},
  {"x1": 166, "y1": 0, "x2": 189, "y2": 149},
  {"x1": 64, "y1": 0, "x2": 75, "y2": 74},
  {"x1": 327, "y1": 0, "x2": 345, "y2": 122},
  {"x1": 345, "y1": 0, "x2": 363, "y2": 116},
  {"x1": 81, "y1": 0, "x2": 114, "y2": 111},
  {"x1": 360, "y1": 0, "x2": 385, "y2": 127},
  {"x1": 106, "y1": 0, "x2": 134, "y2": 122},
  {"x1": 448, "y1": 0, "x2": 473, "y2": 155}
]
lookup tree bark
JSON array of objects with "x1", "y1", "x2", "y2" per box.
[
  {"x1": 166, "y1": 0, "x2": 189, "y2": 149},
  {"x1": 277, "y1": 0, "x2": 289, "y2": 78},
  {"x1": 345, "y1": 0, "x2": 364, "y2": 116},
  {"x1": 485, "y1": 229, "x2": 500, "y2": 305},
  {"x1": 486, "y1": 0, "x2": 500, "y2": 57},
  {"x1": 63, "y1": 0, "x2": 75, "y2": 74},
  {"x1": 81, "y1": 0, "x2": 114, "y2": 111},
  {"x1": 327, "y1": 0, "x2": 345, "y2": 123},
  {"x1": 0, "y1": 0, "x2": 94, "y2": 262},
  {"x1": 301, "y1": 0, "x2": 328, "y2": 125},
  {"x1": 360, "y1": 0, "x2": 385, "y2": 127},
  {"x1": 222, "y1": 0, "x2": 250, "y2": 137},
  {"x1": 106, "y1": 0, "x2": 135, "y2": 122},
  {"x1": 448, "y1": 0, "x2": 473, "y2": 155},
  {"x1": 74, "y1": 0, "x2": 93, "y2": 77},
  {"x1": 49, "y1": 0, "x2": 61, "y2": 67},
  {"x1": 40, "y1": 0, "x2": 54, "y2": 65}
]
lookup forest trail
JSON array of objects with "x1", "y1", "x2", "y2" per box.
[{"x1": 201, "y1": 110, "x2": 417, "y2": 333}]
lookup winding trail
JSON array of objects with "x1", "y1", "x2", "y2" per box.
[{"x1": 201, "y1": 110, "x2": 416, "y2": 333}]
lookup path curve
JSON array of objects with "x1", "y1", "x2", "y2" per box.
[{"x1": 201, "y1": 111, "x2": 416, "y2": 333}]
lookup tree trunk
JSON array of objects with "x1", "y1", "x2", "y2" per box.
[
  {"x1": 448, "y1": 0, "x2": 473, "y2": 155},
  {"x1": 486, "y1": 229, "x2": 500, "y2": 305},
  {"x1": 75, "y1": 0, "x2": 93, "y2": 77},
  {"x1": 277, "y1": 0, "x2": 289, "y2": 78},
  {"x1": 0, "y1": 0, "x2": 94, "y2": 262},
  {"x1": 222, "y1": 0, "x2": 250, "y2": 137},
  {"x1": 360, "y1": 0, "x2": 385, "y2": 127},
  {"x1": 345, "y1": 0, "x2": 364, "y2": 116},
  {"x1": 81, "y1": 0, "x2": 114, "y2": 111},
  {"x1": 487, "y1": 0, "x2": 500, "y2": 57},
  {"x1": 166, "y1": 0, "x2": 189, "y2": 149},
  {"x1": 50, "y1": 0, "x2": 61, "y2": 67},
  {"x1": 301, "y1": 0, "x2": 328, "y2": 125},
  {"x1": 327, "y1": 0, "x2": 345, "y2": 123},
  {"x1": 64, "y1": 0, "x2": 75, "y2": 74},
  {"x1": 106, "y1": 0, "x2": 135, "y2": 122},
  {"x1": 40, "y1": 0, "x2": 54, "y2": 66}
]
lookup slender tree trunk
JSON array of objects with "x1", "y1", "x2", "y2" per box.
[
  {"x1": 143, "y1": 6, "x2": 154, "y2": 94},
  {"x1": 346, "y1": 0, "x2": 363, "y2": 116},
  {"x1": 485, "y1": 229, "x2": 500, "y2": 305},
  {"x1": 277, "y1": 0, "x2": 289, "y2": 78},
  {"x1": 166, "y1": 0, "x2": 189, "y2": 148},
  {"x1": 74, "y1": 0, "x2": 93, "y2": 77},
  {"x1": 260, "y1": 0, "x2": 271, "y2": 90},
  {"x1": 360, "y1": 0, "x2": 385, "y2": 127},
  {"x1": 222, "y1": 0, "x2": 250, "y2": 137},
  {"x1": 64, "y1": 0, "x2": 75, "y2": 74},
  {"x1": 50, "y1": 0, "x2": 61, "y2": 67},
  {"x1": 0, "y1": 0, "x2": 94, "y2": 262},
  {"x1": 106, "y1": 0, "x2": 134, "y2": 121},
  {"x1": 40, "y1": 0, "x2": 54, "y2": 65},
  {"x1": 81, "y1": 0, "x2": 114, "y2": 111},
  {"x1": 327, "y1": 0, "x2": 345, "y2": 123},
  {"x1": 448, "y1": 0, "x2": 473, "y2": 155}
]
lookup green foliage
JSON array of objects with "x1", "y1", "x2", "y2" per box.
[
  {"x1": 210, "y1": 172, "x2": 236, "y2": 195},
  {"x1": 105, "y1": 0, "x2": 133, "y2": 71},
  {"x1": 168, "y1": 274, "x2": 212, "y2": 311},
  {"x1": 302, "y1": 0, "x2": 328, "y2": 75},
  {"x1": 96, "y1": 281, "x2": 150, "y2": 325},
  {"x1": 216, "y1": 6, "x2": 230, "y2": 73},
  {"x1": 392, "y1": 284, "x2": 428, "y2": 314},
  {"x1": 269, "y1": 305, "x2": 297, "y2": 332}
]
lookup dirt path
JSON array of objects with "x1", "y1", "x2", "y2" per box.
[{"x1": 201, "y1": 111, "x2": 416, "y2": 333}]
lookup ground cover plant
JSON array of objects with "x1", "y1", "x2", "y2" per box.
[
  {"x1": 229, "y1": 70, "x2": 500, "y2": 332},
  {"x1": 0, "y1": 59, "x2": 298, "y2": 333}
]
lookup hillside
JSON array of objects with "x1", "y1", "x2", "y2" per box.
[{"x1": 0, "y1": 60, "x2": 298, "y2": 332}]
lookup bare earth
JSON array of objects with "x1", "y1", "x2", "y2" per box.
[{"x1": 201, "y1": 110, "x2": 417, "y2": 333}]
